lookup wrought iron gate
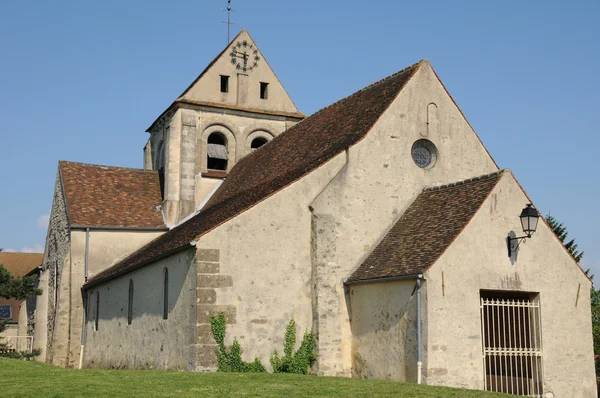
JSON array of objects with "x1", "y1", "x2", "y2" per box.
[{"x1": 480, "y1": 296, "x2": 543, "y2": 397}]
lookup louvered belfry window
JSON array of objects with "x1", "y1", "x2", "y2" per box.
[
  {"x1": 480, "y1": 292, "x2": 544, "y2": 397},
  {"x1": 207, "y1": 133, "x2": 228, "y2": 171}
]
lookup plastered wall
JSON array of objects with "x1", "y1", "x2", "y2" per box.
[
  {"x1": 47, "y1": 228, "x2": 164, "y2": 368},
  {"x1": 308, "y1": 62, "x2": 498, "y2": 375},
  {"x1": 193, "y1": 152, "x2": 348, "y2": 371},
  {"x1": 180, "y1": 30, "x2": 299, "y2": 114},
  {"x1": 83, "y1": 249, "x2": 197, "y2": 370},
  {"x1": 424, "y1": 172, "x2": 596, "y2": 397},
  {"x1": 349, "y1": 279, "x2": 424, "y2": 382}
]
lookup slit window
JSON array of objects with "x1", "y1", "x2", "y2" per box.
[
  {"x1": 163, "y1": 268, "x2": 169, "y2": 320},
  {"x1": 260, "y1": 82, "x2": 269, "y2": 99},
  {"x1": 207, "y1": 133, "x2": 228, "y2": 171},
  {"x1": 128, "y1": 279, "x2": 134, "y2": 325},
  {"x1": 220, "y1": 75, "x2": 229, "y2": 93},
  {"x1": 95, "y1": 291, "x2": 99, "y2": 331}
]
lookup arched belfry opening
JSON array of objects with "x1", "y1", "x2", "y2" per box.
[
  {"x1": 250, "y1": 137, "x2": 268, "y2": 151},
  {"x1": 207, "y1": 133, "x2": 228, "y2": 171}
]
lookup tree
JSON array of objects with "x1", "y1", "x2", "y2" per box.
[
  {"x1": 545, "y1": 214, "x2": 584, "y2": 264},
  {"x1": 0, "y1": 248, "x2": 42, "y2": 356}
]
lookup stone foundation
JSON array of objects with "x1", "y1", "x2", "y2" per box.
[{"x1": 195, "y1": 248, "x2": 236, "y2": 371}]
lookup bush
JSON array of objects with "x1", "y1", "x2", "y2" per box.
[
  {"x1": 0, "y1": 348, "x2": 41, "y2": 360},
  {"x1": 270, "y1": 318, "x2": 315, "y2": 374},
  {"x1": 209, "y1": 313, "x2": 266, "y2": 373}
]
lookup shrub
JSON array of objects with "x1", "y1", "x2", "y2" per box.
[
  {"x1": 209, "y1": 313, "x2": 266, "y2": 373},
  {"x1": 270, "y1": 318, "x2": 315, "y2": 374},
  {"x1": 0, "y1": 347, "x2": 41, "y2": 360}
]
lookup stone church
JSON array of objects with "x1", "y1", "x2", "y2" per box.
[{"x1": 33, "y1": 30, "x2": 595, "y2": 397}]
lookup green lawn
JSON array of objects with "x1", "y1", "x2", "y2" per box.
[{"x1": 0, "y1": 358, "x2": 513, "y2": 397}]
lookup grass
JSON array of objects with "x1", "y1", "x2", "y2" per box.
[{"x1": 0, "y1": 358, "x2": 513, "y2": 397}]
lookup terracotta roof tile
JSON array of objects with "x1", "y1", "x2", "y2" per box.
[
  {"x1": 347, "y1": 171, "x2": 503, "y2": 283},
  {"x1": 59, "y1": 162, "x2": 166, "y2": 228},
  {"x1": 0, "y1": 252, "x2": 43, "y2": 277},
  {"x1": 84, "y1": 61, "x2": 423, "y2": 288}
]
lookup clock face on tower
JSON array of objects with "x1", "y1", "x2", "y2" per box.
[{"x1": 229, "y1": 40, "x2": 260, "y2": 73}]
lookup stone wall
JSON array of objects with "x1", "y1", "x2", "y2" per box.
[
  {"x1": 40, "y1": 171, "x2": 71, "y2": 364},
  {"x1": 194, "y1": 248, "x2": 236, "y2": 371},
  {"x1": 26, "y1": 273, "x2": 40, "y2": 336},
  {"x1": 152, "y1": 105, "x2": 297, "y2": 226}
]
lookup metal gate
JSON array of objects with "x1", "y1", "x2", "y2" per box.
[
  {"x1": 2, "y1": 336, "x2": 34, "y2": 353},
  {"x1": 480, "y1": 296, "x2": 543, "y2": 397}
]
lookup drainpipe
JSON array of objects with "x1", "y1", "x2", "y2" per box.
[
  {"x1": 78, "y1": 228, "x2": 90, "y2": 369},
  {"x1": 416, "y1": 274, "x2": 423, "y2": 384}
]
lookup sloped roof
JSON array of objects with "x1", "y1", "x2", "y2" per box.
[
  {"x1": 0, "y1": 252, "x2": 43, "y2": 277},
  {"x1": 59, "y1": 161, "x2": 166, "y2": 229},
  {"x1": 84, "y1": 61, "x2": 423, "y2": 288},
  {"x1": 347, "y1": 171, "x2": 503, "y2": 283}
]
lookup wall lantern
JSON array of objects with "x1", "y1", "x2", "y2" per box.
[{"x1": 507, "y1": 204, "x2": 540, "y2": 257}]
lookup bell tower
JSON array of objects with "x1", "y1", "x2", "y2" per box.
[{"x1": 144, "y1": 30, "x2": 305, "y2": 226}]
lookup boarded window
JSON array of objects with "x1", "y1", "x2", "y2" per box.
[
  {"x1": 480, "y1": 291, "x2": 543, "y2": 397},
  {"x1": 163, "y1": 268, "x2": 169, "y2": 320},
  {"x1": 128, "y1": 280, "x2": 134, "y2": 325},
  {"x1": 207, "y1": 133, "x2": 228, "y2": 171}
]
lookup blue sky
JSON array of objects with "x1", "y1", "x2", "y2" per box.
[{"x1": 0, "y1": 1, "x2": 598, "y2": 276}]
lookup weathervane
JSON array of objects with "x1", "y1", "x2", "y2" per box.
[{"x1": 223, "y1": 0, "x2": 235, "y2": 44}]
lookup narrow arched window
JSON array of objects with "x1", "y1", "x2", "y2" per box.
[
  {"x1": 156, "y1": 141, "x2": 165, "y2": 170},
  {"x1": 128, "y1": 279, "x2": 134, "y2": 325},
  {"x1": 207, "y1": 133, "x2": 228, "y2": 171},
  {"x1": 95, "y1": 291, "x2": 99, "y2": 331},
  {"x1": 251, "y1": 137, "x2": 268, "y2": 151},
  {"x1": 163, "y1": 268, "x2": 169, "y2": 320}
]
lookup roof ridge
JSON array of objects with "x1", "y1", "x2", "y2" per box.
[
  {"x1": 59, "y1": 160, "x2": 156, "y2": 173},
  {"x1": 308, "y1": 60, "x2": 424, "y2": 120},
  {"x1": 232, "y1": 60, "x2": 424, "y2": 171},
  {"x1": 423, "y1": 170, "x2": 505, "y2": 192}
]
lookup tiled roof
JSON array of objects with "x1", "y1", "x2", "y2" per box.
[
  {"x1": 347, "y1": 171, "x2": 503, "y2": 283},
  {"x1": 59, "y1": 161, "x2": 166, "y2": 229},
  {"x1": 0, "y1": 252, "x2": 43, "y2": 277},
  {"x1": 84, "y1": 61, "x2": 423, "y2": 288}
]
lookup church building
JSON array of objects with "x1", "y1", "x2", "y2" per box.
[{"x1": 35, "y1": 30, "x2": 595, "y2": 397}]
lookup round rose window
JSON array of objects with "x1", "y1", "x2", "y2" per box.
[{"x1": 411, "y1": 139, "x2": 438, "y2": 169}]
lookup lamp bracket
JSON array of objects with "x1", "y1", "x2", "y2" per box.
[{"x1": 507, "y1": 234, "x2": 531, "y2": 257}]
